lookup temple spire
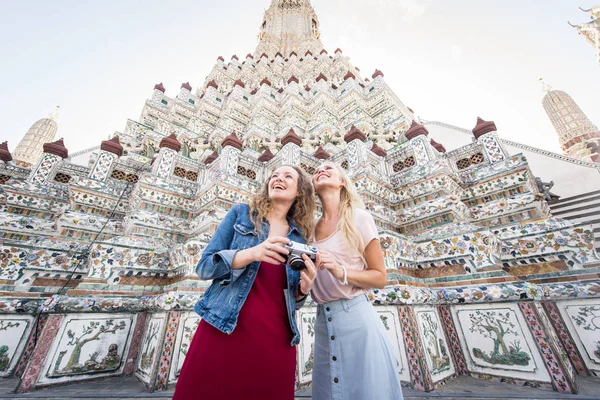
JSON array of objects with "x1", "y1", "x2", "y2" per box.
[
  {"x1": 256, "y1": 0, "x2": 324, "y2": 58},
  {"x1": 570, "y1": 4, "x2": 600, "y2": 65}
]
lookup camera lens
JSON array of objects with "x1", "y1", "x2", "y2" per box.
[{"x1": 288, "y1": 255, "x2": 306, "y2": 271}]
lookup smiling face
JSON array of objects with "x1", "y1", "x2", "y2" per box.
[
  {"x1": 312, "y1": 162, "x2": 344, "y2": 194},
  {"x1": 268, "y1": 165, "x2": 300, "y2": 203}
]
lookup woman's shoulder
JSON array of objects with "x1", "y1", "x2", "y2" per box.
[
  {"x1": 231, "y1": 203, "x2": 250, "y2": 213},
  {"x1": 354, "y1": 208, "x2": 374, "y2": 222},
  {"x1": 226, "y1": 203, "x2": 251, "y2": 222}
]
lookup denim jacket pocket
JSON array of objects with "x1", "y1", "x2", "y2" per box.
[{"x1": 232, "y1": 223, "x2": 255, "y2": 248}]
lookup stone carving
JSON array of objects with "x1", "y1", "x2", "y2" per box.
[
  {"x1": 136, "y1": 317, "x2": 164, "y2": 382},
  {"x1": 170, "y1": 314, "x2": 201, "y2": 383},
  {"x1": 302, "y1": 315, "x2": 315, "y2": 377},
  {"x1": 0, "y1": 321, "x2": 20, "y2": 371},
  {"x1": 297, "y1": 309, "x2": 316, "y2": 384},
  {"x1": 418, "y1": 312, "x2": 451, "y2": 375},
  {"x1": 535, "y1": 177, "x2": 559, "y2": 202},
  {"x1": 566, "y1": 304, "x2": 600, "y2": 364},
  {"x1": 40, "y1": 315, "x2": 135, "y2": 385},
  {"x1": 56, "y1": 320, "x2": 126, "y2": 375},
  {"x1": 468, "y1": 310, "x2": 531, "y2": 367}
]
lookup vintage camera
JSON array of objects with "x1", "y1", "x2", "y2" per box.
[{"x1": 285, "y1": 241, "x2": 318, "y2": 271}]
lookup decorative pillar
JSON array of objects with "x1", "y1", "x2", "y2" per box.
[
  {"x1": 398, "y1": 305, "x2": 434, "y2": 392},
  {"x1": 541, "y1": 302, "x2": 590, "y2": 376},
  {"x1": 203, "y1": 80, "x2": 220, "y2": 103},
  {"x1": 472, "y1": 117, "x2": 509, "y2": 164},
  {"x1": 230, "y1": 80, "x2": 246, "y2": 102},
  {"x1": 344, "y1": 125, "x2": 369, "y2": 172},
  {"x1": 16, "y1": 314, "x2": 64, "y2": 393},
  {"x1": 151, "y1": 83, "x2": 166, "y2": 105},
  {"x1": 518, "y1": 303, "x2": 578, "y2": 394},
  {"x1": 437, "y1": 305, "x2": 468, "y2": 376},
  {"x1": 154, "y1": 311, "x2": 182, "y2": 391},
  {"x1": 219, "y1": 132, "x2": 243, "y2": 177},
  {"x1": 123, "y1": 312, "x2": 148, "y2": 376},
  {"x1": 280, "y1": 128, "x2": 302, "y2": 166},
  {"x1": 28, "y1": 138, "x2": 69, "y2": 185},
  {"x1": 405, "y1": 121, "x2": 434, "y2": 166},
  {"x1": 89, "y1": 136, "x2": 123, "y2": 181},
  {"x1": 152, "y1": 134, "x2": 181, "y2": 179},
  {"x1": 178, "y1": 82, "x2": 192, "y2": 103},
  {"x1": 14, "y1": 313, "x2": 49, "y2": 379}
]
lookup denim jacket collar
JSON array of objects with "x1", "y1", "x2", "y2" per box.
[{"x1": 287, "y1": 218, "x2": 302, "y2": 236}]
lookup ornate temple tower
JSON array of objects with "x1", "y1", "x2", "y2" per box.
[
  {"x1": 570, "y1": 5, "x2": 600, "y2": 65},
  {"x1": 255, "y1": 0, "x2": 324, "y2": 57},
  {"x1": 12, "y1": 106, "x2": 60, "y2": 167},
  {"x1": 541, "y1": 81, "x2": 600, "y2": 162}
]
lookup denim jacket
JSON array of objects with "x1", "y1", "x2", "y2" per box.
[{"x1": 194, "y1": 203, "x2": 307, "y2": 345}]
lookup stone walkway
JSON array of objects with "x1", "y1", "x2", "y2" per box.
[{"x1": 0, "y1": 376, "x2": 599, "y2": 399}]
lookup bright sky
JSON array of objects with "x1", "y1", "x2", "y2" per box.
[{"x1": 1, "y1": 0, "x2": 598, "y2": 155}]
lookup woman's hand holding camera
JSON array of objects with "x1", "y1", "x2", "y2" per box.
[
  {"x1": 232, "y1": 236, "x2": 290, "y2": 269},
  {"x1": 298, "y1": 252, "x2": 319, "y2": 297},
  {"x1": 317, "y1": 251, "x2": 344, "y2": 280},
  {"x1": 252, "y1": 236, "x2": 291, "y2": 264}
]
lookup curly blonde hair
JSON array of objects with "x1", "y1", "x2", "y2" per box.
[{"x1": 249, "y1": 165, "x2": 316, "y2": 240}]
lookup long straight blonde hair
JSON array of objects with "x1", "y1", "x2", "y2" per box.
[{"x1": 317, "y1": 162, "x2": 367, "y2": 261}]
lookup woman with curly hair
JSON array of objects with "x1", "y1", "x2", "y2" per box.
[
  {"x1": 310, "y1": 162, "x2": 403, "y2": 400},
  {"x1": 173, "y1": 165, "x2": 319, "y2": 400}
]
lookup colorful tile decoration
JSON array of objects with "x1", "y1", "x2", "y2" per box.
[
  {"x1": 154, "y1": 311, "x2": 181, "y2": 391},
  {"x1": 14, "y1": 314, "x2": 48, "y2": 379},
  {"x1": 518, "y1": 303, "x2": 576, "y2": 393},
  {"x1": 16, "y1": 314, "x2": 63, "y2": 393},
  {"x1": 0, "y1": 315, "x2": 37, "y2": 378},
  {"x1": 123, "y1": 312, "x2": 147, "y2": 376},
  {"x1": 413, "y1": 307, "x2": 455, "y2": 383},
  {"x1": 29, "y1": 154, "x2": 61, "y2": 185},
  {"x1": 556, "y1": 299, "x2": 600, "y2": 375},
  {"x1": 480, "y1": 133, "x2": 507, "y2": 164},
  {"x1": 155, "y1": 149, "x2": 176, "y2": 179},
  {"x1": 541, "y1": 302, "x2": 590, "y2": 376},
  {"x1": 36, "y1": 314, "x2": 136, "y2": 386},
  {"x1": 168, "y1": 312, "x2": 201, "y2": 385},
  {"x1": 438, "y1": 305, "x2": 468, "y2": 376},
  {"x1": 399, "y1": 305, "x2": 432, "y2": 391},
  {"x1": 532, "y1": 303, "x2": 577, "y2": 384},
  {"x1": 89, "y1": 151, "x2": 117, "y2": 182},
  {"x1": 136, "y1": 314, "x2": 167, "y2": 386}
]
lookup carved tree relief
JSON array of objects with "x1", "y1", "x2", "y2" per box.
[
  {"x1": 61, "y1": 320, "x2": 127, "y2": 374},
  {"x1": 468, "y1": 310, "x2": 531, "y2": 366}
]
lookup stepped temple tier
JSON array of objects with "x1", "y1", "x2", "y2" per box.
[{"x1": 1, "y1": 0, "x2": 599, "y2": 395}]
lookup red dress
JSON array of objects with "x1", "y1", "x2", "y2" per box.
[{"x1": 173, "y1": 262, "x2": 296, "y2": 399}]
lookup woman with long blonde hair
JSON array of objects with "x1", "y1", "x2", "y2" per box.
[
  {"x1": 310, "y1": 162, "x2": 403, "y2": 400},
  {"x1": 174, "y1": 165, "x2": 319, "y2": 400}
]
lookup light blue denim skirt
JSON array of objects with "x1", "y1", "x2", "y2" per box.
[{"x1": 311, "y1": 294, "x2": 404, "y2": 400}]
